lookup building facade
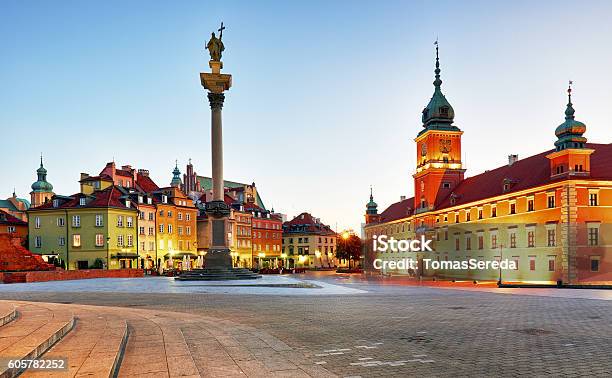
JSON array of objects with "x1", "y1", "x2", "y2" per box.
[
  {"x1": 28, "y1": 187, "x2": 138, "y2": 270},
  {"x1": 248, "y1": 204, "x2": 282, "y2": 268},
  {"x1": 282, "y1": 213, "x2": 337, "y2": 268},
  {"x1": 0, "y1": 209, "x2": 28, "y2": 238},
  {"x1": 363, "y1": 47, "x2": 612, "y2": 284}
]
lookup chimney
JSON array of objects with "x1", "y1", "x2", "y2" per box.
[
  {"x1": 137, "y1": 169, "x2": 149, "y2": 177},
  {"x1": 121, "y1": 165, "x2": 132, "y2": 170},
  {"x1": 508, "y1": 154, "x2": 518, "y2": 166},
  {"x1": 400, "y1": 195, "x2": 406, "y2": 201},
  {"x1": 80, "y1": 173, "x2": 90, "y2": 180}
]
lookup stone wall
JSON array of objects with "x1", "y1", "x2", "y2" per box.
[{"x1": 2, "y1": 269, "x2": 144, "y2": 284}]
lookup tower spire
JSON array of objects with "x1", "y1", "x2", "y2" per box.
[
  {"x1": 565, "y1": 80, "x2": 575, "y2": 120},
  {"x1": 40, "y1": 153, "x2": 43, "y2": 167},
  {"x1": 433, "y1": 39, "x2": 442, "y2": 90}
]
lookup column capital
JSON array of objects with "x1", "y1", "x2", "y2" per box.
[{"x1": 208, "y1": 92, "x2": 225, "y2": 109}]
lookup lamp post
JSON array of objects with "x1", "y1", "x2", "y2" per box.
[
  {"x1": 315, "y1": 250, "x2": 321, "y2": 269},
  {"x1": 106, "y1": 236, "x2": 111, "y2": 270},
  {"x1": 498, "y1": 243, "x2": 504, "y2": 286}
]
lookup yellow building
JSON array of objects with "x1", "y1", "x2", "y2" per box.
[{"x1": 282, "y1": 213, "x2": 337, "y2": 269}]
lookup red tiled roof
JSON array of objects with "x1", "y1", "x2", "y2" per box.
[
  {"x1": 0, "y1": 210, "x2": 27, "y2": 226},
  {"x1": 437, "y1": 142, "x2": 612, "y2": 209},
  {"x1": 136, "y1": 173, "x2": 160, "y2": 193},
  {"x1": 378, "y1": 197, "x2": 414, "y2": 223},
  {"x1": 283, "y1": 212, "x2": 335, "y2": 235},
  {"x1": 33, "y1": 186, "x2": 136, "y2": 210},
  {"x1": 376, "y1": 143, "x2": 612, "y2": 221}
]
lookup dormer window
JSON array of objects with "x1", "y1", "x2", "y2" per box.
[
  {"x1": 79, "y1": 197, "x2": 86, "y2": 206},
  {"x1": 147, "y1": 198, "x2": 152, "y2": 205},
  {"x1": 162, "y1": 195, "x2": 168, "y2": 204},
  {"x1": 53, "y1": 199, "x2": 59, "y2": 208},
  {"x1": 439, "y1": 106, "x2": 449, "y2": 116},
  {"x1": 125, "y1": 200, "x2": 131, "y2": 208},
  {"x1": 138, "y1": 196, "x2": 143, "y2": 203}
]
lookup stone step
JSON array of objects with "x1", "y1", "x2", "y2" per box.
[
  {"x1": 21, "y1": 308, "x2": 128, "y2": 378},
  {"x1": 0, "y1": 302, "x2": 74, "y2": 378},
  {"x1": 118, "y1": 313, "x2": 199, "y2": 377},
  {"x1": 0, "y1": 303, "x2": 16, "y2": 328}
]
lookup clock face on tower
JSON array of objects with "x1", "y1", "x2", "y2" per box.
[
  {"x1": 440, "y1": 139, "x2": 451, "y2": 153},
  {"x1": 421, "y1": 143, "x2": 427, "y2": 156}
]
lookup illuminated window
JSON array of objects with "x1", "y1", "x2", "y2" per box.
[
  {"x1": 95, "y1": 234, "x2": 104, "y2": 247},
  {"x1": 73, "y1": 234, "x2": 81, "y2": 247}
]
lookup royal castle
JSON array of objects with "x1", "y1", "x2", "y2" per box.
[{"x1": 363, "y1": 46, "x2": 611, "y2": 284}]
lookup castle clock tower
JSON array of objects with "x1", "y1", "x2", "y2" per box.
[{"x1": 413, "y1": 43, "x2": 465, "y2": 213}]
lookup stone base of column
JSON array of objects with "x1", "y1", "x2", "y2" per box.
[{"x1": 204, "y1": 247, "x2": 232, "y2": 269}]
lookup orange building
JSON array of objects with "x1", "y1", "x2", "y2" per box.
[
  {"x1": 0, "y1": 210, "x2": 28, "y2": 239},
  {"x1": 247, "y1": 204, "x2": 282, "y2": 268},
  {"x1": 364, "y1": 47, "x2": 611, "y2": 284}
]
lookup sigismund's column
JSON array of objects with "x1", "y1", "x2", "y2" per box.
[{"x1": 201, "y1": 25, "x2": 233, "y2": 269}]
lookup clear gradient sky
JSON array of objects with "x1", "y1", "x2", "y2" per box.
[{"x1": 2, "y1": 1, "x2": 612, "y2": 233}]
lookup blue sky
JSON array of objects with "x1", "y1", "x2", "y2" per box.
[{"x1": 2, "y1": 0, "x2": 612, "y2": 233}]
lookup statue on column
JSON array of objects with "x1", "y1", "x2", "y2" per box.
[{"x1": 206, "y1": 22, "x2": 225, "y2": 61}]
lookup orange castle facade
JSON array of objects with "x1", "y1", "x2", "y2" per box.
[{"x1": 364, "y1": 48, "x2": 611, "y2": 284}]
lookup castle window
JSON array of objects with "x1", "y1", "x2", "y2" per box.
[
  {"x1": 491, "y1": 234, "x2": 497, "y2": 249},
  {"x1": 527, "y1": 230, "x2": 535, "y2": 247},
  {"x1": 547, "y1": 194, "x2": 555, "y2": 208},
  {"x1": 509, "y1": 231, "x2": 517, "y2": 248},
  {"x1": 588, "y1": 226, "x2": 599, "y2": 246},
  {"x1": 589, "y1": 192, "x2": 598, "y2": 206},
  {"x1": 528, "y1": 198, "x2": 534, "y2": 212},
  {"x1": 547, "y1": 229, "x2": 556, "y2": 247},
  {"x1": 442, "y1": 182, "x2": 451, "y2": 189},
  {"x1": 478, "y1": 208, "x2": 483, "y2": 220},
  {"x1": 510, "y1": 202, "x2": 516, "y2": 215},
  {"x1": 466, "y1": 212, "x2": 471, "y2": 222},
  {"x1": 491, "y1": 205, "x2": 497, "y2": 218},
  {"x1": 590, "y1": 256, "x2": 600, "y2": 272},
  {"x1": 439, "y1": 106, "x2": 449, "y2": 116},
  {"x1": 35, "y1": 236, "x2": 42, "y2": 248}
]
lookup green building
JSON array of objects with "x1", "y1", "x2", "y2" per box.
[{"x1": 28, "y1": 186, "x2": 138, "y2": 270}]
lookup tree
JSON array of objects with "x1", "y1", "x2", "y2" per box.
[{"x1": 335, "y1": 234, "x2": 362, "y2": 269}]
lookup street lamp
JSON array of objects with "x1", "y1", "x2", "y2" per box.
[
  {"x1": 315, "y1": 250, "x2": 321, "y2": 268},
  {"x1": 498, "y1": 243, "x2": 504, "y2": 286},
  {"x1": 280, "y1": 253, "x2": 287, "y2": 269}
]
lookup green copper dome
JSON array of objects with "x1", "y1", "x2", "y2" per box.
[
  {"x1": 31, "y1": 156, "x2": 53, "y2": 192},
  {"x1": 366, "y1": 188, "x2": 378, "y2": 215},
  {"x1": 554, "y1": 84, "x2": 587, "y2": 151},
  {"x1": 419, "y1": 43, "x2": 460, "y2": 136},
  {"x1": 171, "y1": 160, "x2": 182, "y2": 187}
]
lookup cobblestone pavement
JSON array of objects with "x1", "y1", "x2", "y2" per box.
[{"x1": 1, "y1": 273, "x2": 610, "y2": 377}]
